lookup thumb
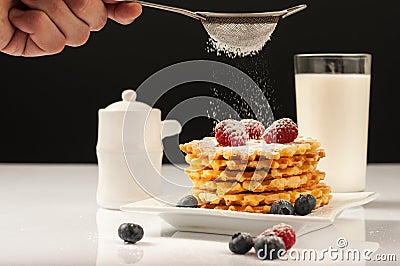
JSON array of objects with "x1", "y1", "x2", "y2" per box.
[{"x1": 0, "y1": 0, "x2": 16, "y2": 50}]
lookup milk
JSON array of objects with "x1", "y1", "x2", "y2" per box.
[{"x1": 295, "y1": 74, "x2": 370, "y2": 192}]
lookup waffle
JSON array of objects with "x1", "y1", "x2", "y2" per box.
[
  {"x1": 192, "y1": 183, "x2": 332, "y2": 207},
  {"x1": 185, "y1": 149, "x2": 325, "y2": 171},
  {"x1": 180, "y1": 136, "x2": 321, "y2": 161},
  {"x1": 191, "y1": 170, "x2": 325, "y2": 195},
  {"x1": 180, "y1": 135, "x2": 331, "y2": 214},
  {"x1": 199, "y1": 192, "x2": 331, "y2": 214},
  {"x1": 186, "y1": 163, "x2": 318, "y2": 182}
]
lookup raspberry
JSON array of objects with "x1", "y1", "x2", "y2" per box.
[
  {"x1": 263, "y1": 118, "x2": 298, "y2": 144},
  {"x1": 270, "y1": 223, "x2": 296, "y2": 250},
  {"x1": 241, "y1": 119, "x2": 265, "y2": 140},
  {"x1": 258, "y1": 228, "x2": 275, "y2": 237},
  {"x1": 215, "y1": 119, "x2": 247, "y2": 147},
  {"x1": 255, "y1": 228, "x2": 275, "y2": 242}
]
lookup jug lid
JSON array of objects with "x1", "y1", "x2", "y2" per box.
[{"x1": 104, "y1": 90, "x2": 151, "y2": 111}]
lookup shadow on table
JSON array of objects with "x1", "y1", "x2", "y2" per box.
[{"x1": 95, "y1": 206, "x2": 384, "y2": 265}]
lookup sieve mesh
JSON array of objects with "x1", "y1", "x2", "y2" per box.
[{"x1": 201, "y1": 16, "x2": 280, "y2": 57}]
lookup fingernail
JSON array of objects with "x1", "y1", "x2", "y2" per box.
[{"x1": 10, "y1": 9, "x2": 25, "y2": 18}]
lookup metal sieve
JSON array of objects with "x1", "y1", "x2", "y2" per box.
[{"x1": 119, "y1": 1, "x2": 307, "y2": 55}]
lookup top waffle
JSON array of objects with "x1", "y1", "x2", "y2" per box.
[
  {"x1": 180, "y1": 136, "x2": 321, "y2": 161},
  {"x1": 186, "y1": 150, "x2": 325, "y2": 172}
]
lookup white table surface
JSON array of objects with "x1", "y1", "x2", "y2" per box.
[{"x1": 0, "y1": 163, "x2": 399, "y2": 265}]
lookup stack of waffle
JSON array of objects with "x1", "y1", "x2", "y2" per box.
[{"x1": 179, "y1": 136, "x2": 332, "y2": 214}]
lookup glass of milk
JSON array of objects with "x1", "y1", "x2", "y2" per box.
[{"x1": 294, "y1": 54, "x2": 371, "y2": 192}]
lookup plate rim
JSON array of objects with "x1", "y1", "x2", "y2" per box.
[{"x1": 120, "y1": 191, "x2": 379, "y2": 223}]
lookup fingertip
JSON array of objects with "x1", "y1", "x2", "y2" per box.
[
  {"x1": 91, "y1": 10, "x2": 108, "y2": 31},
  {"x1": 115, "y1": 2, "x2": 142, "y2": 25},
  {"x1": 131, "y1": 2, "x2": 143, "y2": 16}
]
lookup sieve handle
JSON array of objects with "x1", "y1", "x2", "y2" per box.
[
  {"x1": 281, "y1": 4, "x2": 307, "y2": 19},
  {"x1": 120, "y1": 0, "x2": 206, "y2": 20}
]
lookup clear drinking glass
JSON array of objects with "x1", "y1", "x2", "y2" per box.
[{"x1": 294, "y1": 54, "x2": 371, "y2": 192}]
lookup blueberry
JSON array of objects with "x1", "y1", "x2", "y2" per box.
[
  {"x1": 176, "y1": 195, "x2": 198, "y2": 208},
  {"x1": 294, "y1": 194, "x2": 317, "y2": 215},
  {"x1": 118, "y1": 223, "x2": 144, "y2": 244},
  {"x1": 270, "y1": 200, "x2": 295, "y2": 215},
  {"x1": 228, "y1": 232, "x2": 254, "y2": 254},
  {"x1": 254, "y1": 235, "x2": 286, "y2": 260}
]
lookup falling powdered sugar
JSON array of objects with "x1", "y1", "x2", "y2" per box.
[{"x1": 206, "y1": 53, "x2": 277, "y2": 127}]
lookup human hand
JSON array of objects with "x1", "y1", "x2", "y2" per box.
[{"x1": 0, "y1": 0, "x2": 142, "y2": 57}]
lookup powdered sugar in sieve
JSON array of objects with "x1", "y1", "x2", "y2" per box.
[{"x1": 201, "y1": 16, "x2": 279, "y2": 58}]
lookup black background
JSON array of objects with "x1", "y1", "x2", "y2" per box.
[{"x1": 1, "y1": 0, "x2": 399, "y2": 163}]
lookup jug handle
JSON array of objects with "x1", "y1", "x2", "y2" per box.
[{"x1": 161, "y1": 120, "x2": 182, "y2": 139}]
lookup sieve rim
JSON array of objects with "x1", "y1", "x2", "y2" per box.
[{"x1": 196, "y1": 10, "x2": 286, "y2": 18}]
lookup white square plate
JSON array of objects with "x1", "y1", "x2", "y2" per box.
[{"x1": 120, "y1": 192, "x2": 378, "y2": 236}]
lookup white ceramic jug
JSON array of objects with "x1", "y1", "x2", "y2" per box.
[{"x1": 96, "y1": 90, "x2": 181, "y2": 209}]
